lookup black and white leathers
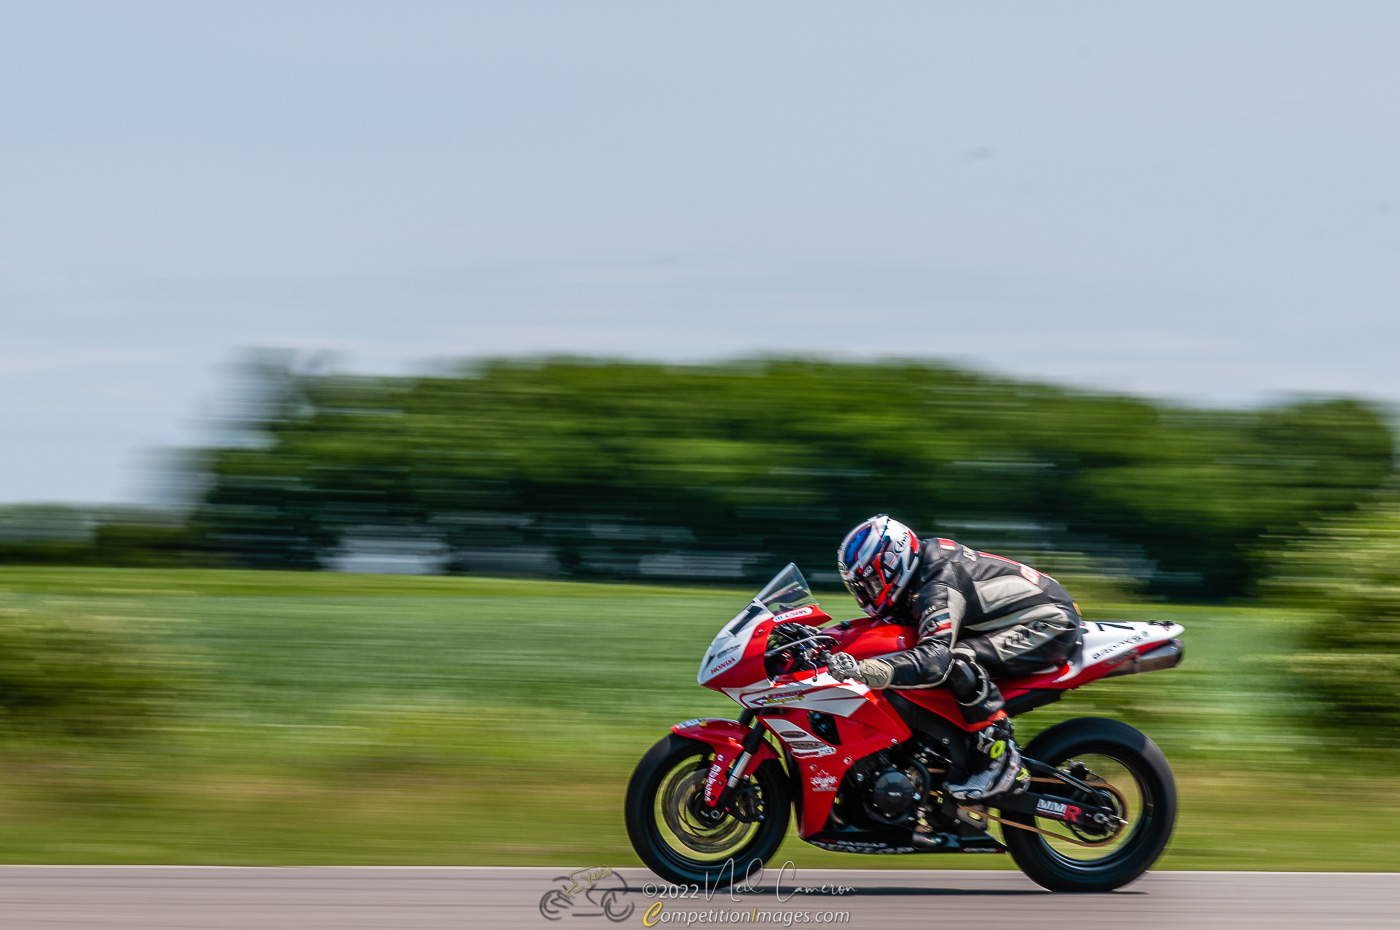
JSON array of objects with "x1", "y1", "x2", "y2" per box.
[{"x1": 876, "y1": 538, "x2": 1081, "y2": 719}]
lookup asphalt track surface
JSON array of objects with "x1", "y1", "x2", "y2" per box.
[{"x1": 0, "y1": 867, "x2": 1396, "y2": 929}]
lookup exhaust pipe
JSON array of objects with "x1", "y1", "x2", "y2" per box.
[{"x1": 1102, "y1": 639, "x2": 1184, "y2": 678}]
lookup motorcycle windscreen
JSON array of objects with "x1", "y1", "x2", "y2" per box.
[
  {"x1": 754, "y1": 563, "x2": 818, "y2": 614},
  {"x1": 698, "y1": 565, "x2": 819, "y2": 686}
]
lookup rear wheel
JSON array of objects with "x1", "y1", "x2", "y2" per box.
[
  {"x1": 1000, "y1": 717, "x2": 1176, "y2": 892},
  {"x1": 625, "y1": 733, "x2": 790, "y2": 887}
]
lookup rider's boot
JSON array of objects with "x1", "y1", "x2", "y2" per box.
[
  {"x1": 941, "y1": 652, "x2": 1025, "y2": 801},
  {"x1": 944, "y1": 712, "x2": 1022, "y2": 801}
]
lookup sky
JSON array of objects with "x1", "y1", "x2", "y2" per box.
[{"x1": 2, "y1": 2, "x2": 1398, "y2": 503}]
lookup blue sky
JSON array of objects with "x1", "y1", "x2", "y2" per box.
[{"x1": 3, "y1": 2, "x2": 1398, "y2": 502}]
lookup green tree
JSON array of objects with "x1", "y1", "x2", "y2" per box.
[{"x1": 1267, "y1": 488, "x2": 1400, "y2": 740}]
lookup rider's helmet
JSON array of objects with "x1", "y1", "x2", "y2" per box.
[{"x1": 837, "y1": 515, "x2": 921, "y2": 618}]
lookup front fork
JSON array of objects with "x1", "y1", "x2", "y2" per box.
[{"x1": 699, "y1": 709, "x2": 766, "y2": 823}]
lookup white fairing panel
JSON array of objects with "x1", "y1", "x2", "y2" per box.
[
  {"x1": 1057, "y1": 620, "x2": 1184, "y2": 682},
  {"x1": 764, "y1": 718, "x2": 837, "y2": 759},
  {"x1": 726, "y1": 672, "x2": 872, "y2": 717},
  {"x1": 698, "y1": 600, "x2": 770, "y2": 685}
]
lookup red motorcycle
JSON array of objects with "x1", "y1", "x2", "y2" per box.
[{"x1": 625, "y1": 563, "x2": 1183, "y2": 892}]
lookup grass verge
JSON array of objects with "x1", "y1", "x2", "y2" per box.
[{"x1": 0, "y1": 566, "x2": 1391, "y2": 869}]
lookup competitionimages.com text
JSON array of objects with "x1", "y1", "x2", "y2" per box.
[{"x1": 641, "y1": 904, "x2": 850, "y2": 927}]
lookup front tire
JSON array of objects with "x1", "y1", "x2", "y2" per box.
[
  {"x1": 625, "y1": 733, "x2": 790, "y2": 887},
  {"x1": 1000, "y1": 717, "x2": 1177, "y2": 892}
]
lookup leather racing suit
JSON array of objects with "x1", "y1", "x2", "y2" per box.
[{"x1": 874, "y1": 538, "x2": 1082, "y2": 724}]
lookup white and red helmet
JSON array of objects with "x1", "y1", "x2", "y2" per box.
[{"x1": 837, "y1": 515, "x2": 921, "y2": 618}]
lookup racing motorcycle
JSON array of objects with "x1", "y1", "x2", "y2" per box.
[{"x1": 625, "y1": 563, "x2": 1183, "y2": 893}]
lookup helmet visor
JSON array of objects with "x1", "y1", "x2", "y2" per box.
[
  {"x1": 840, "y1": 524, "x2": 890, "y2": 614},
  {"x1": 842, "y1": 574, "x2": 877, "y2": 612},
  {"x1": 842, "y1": 560, "x2": 893, "y2": 615}
]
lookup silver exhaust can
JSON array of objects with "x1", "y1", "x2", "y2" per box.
[{"x1": 1102, "y1": 638, "x2": 1184, "y2": 678}]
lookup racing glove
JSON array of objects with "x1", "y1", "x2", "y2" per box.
[{"x1": 826, "y1": 652, "x2": 894, "y2": 689}]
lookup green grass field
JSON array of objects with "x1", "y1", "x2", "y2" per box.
[{"x1": 0, "y1": 566, "x2": 1394, "y2": 869}]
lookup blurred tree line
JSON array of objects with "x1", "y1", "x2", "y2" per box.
[
  {"x1": 0, "y1": 505, "x2": 202, "y2": 568},
  {"x1": 1265, "y1": 485, "x2": 1400, "y2": 742},
  {"x1": 163, "y1": 357, "x2": 1392, "y2": 599},
  {"x1": 3, "y1": 357, "x2": 1392, "y2": 599}
]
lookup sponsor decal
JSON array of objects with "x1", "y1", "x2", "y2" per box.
[
  {"x1": 808, "y1": 771, "x2": 840, "y2": 792},
  {"x1": 703, "y1": 760, "x2": 725, "y2": 803},
  {"x1": 750, "y1": 689, "x2": 807, "y2": 707},
  {"x1": 959, "y1": 847, "x2": 1002, "y2": 853},
  {"x1": 773, "y1": 606, "x2": 816, "y2": 622},
  {"x1": 787, "y1": 740, "x2": 837, "y2": 758},
  {"x1": 810, "y1": 839, "x2": 917, "y2": 854},
  {"x1": 1035, "y1": 798, "x2": 1082, "y2": 822},
  {"x1": 713, "y1": 642, "x2": 743, "y2": 660},
  {"x1": 768, "y1": 721, "x2": 809, "y2": 737},
  {"x1": 937, "y1": 538, "x2": 957, "y2": 550},
  {"x1": 768, "y1": 722, "x2": 836, "y2": 758},
  {"x1": 674, "y1": 718, "x2": 733, "y2": 731},
  {"x1": 706, "y1": 656, "x2": 738, "y2": 675},
  {"x1": 1089, "y1": 632, "x2": 1149, "y2": 662}
]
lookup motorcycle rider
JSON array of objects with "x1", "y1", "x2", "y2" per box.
[{"x1": 826, "y1": 515, "x2": 1081, "y2": 801}]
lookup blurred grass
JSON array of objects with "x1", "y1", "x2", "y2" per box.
[{"x1": 0, "y1": 566, "x2": 1394, "y2": 869}]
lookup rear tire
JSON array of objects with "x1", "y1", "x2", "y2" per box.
[
  {"x1": 625, "y1": 733, "x2": 790, "y2": 887},
  {"x1": 1000, "y1": 717, "x2": 1176, "y2": 892}
]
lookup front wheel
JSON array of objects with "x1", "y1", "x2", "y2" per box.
[
  {"x1": 1000, "y1": 717, "x2": 1177, "y2": 892},
  {"x1": 625, "y1": 733, "x2": 790, "y2": 887}
]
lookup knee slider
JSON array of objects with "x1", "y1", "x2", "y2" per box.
[{"x1": 946, "y1": 653, "x2": 990, "y2": 707}]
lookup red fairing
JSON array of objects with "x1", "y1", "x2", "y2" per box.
[
  {"x1": 829, "y1": 618, "x2": 915, "y2": 658},
  {"x1": 761, "y1": 702, "x2": 912, "y2": 837},
  {"x1": 699, "y1": 616, "x2": 774, "y2": 691},
  {"x1": 670, "y1": 718, "x2": 781, "y2": 807},
  {"x1": 703, "y1": 606, "x2": 837, "y2": 691}
]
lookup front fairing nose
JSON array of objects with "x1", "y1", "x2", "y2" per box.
[{"x1": 699, "y1": 600, "x2": 769, "y2": 685}]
